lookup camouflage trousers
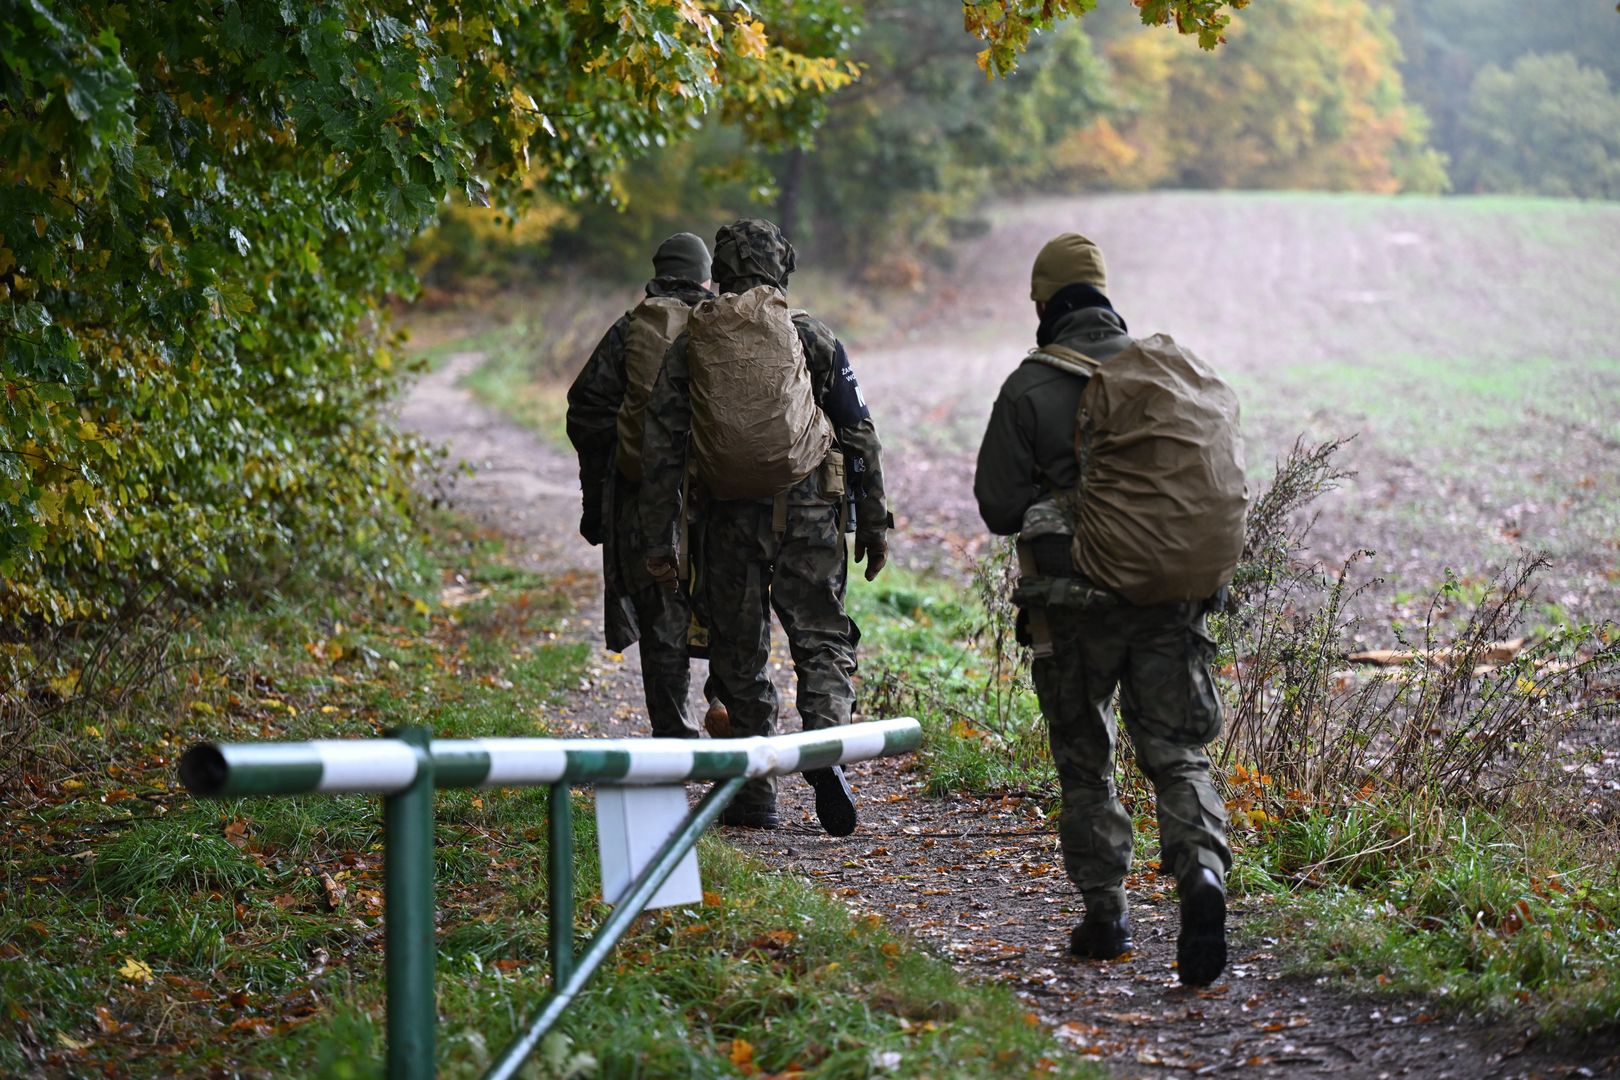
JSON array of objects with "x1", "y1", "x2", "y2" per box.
[
  {"x1": 614, "y1": 474, "x2": 713, "y2": 738},
  {"x1": 697, "y1": 471, "x2": 858, "y2": 809},
  {"x1": 1032, "y1": 597, "x2": 1231, "y2": 916},
  {"x1": 628, "y1": 582, "x2": 712, "y2": 739}
]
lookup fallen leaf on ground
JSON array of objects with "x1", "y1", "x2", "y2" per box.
[
  {"x1": 117, "y1": 957, "x2": 153, "y2": 984},
  {"x1": 319, "y1": 871, "x2": 346, "y2": 910}
]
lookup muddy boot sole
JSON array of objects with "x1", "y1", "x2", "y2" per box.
[
  {"x1": 805, "y1": 766, "x2": 857, "y2": 837},
  {"x1": 1177, "y1": 870, "x2": 1227, "y2": 986}
]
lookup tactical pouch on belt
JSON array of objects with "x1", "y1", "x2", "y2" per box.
[
  {"x1": 820, "y1": 447, "x2": 847, "y2": 534},
  {"x1": 820, "y1": 448, "x2": 846, "y2": 498},
  {"x1": 1014, "y1": 497, "x2": 1085, "y2": 659},
  {"x1": 1012, "y1": 537, "x2": 1119, "y2": 659},
  {"x1": 1015, "y1": 539, "x2": 1054, "y2": 659}
]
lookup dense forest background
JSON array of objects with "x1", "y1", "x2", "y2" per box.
[{"x1": 419, "y1": 0, "x2": 1620, "y2": 290}]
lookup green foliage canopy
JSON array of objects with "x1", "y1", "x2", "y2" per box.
[
  {"x1": 0, "y1": 0, "x2": 855, "y2": 625},
  {"x1": 799, "y1": 2, "x2": 1112, "y2": 269}
]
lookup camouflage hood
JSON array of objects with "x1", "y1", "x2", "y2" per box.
[{"x1": 713, "y1": 218, "x2": 796, "y2": 293}]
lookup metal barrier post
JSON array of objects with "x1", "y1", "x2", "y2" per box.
[
  {"x1": 386, "y1": 726, "x2": 436, "y2": 1080},
  {"x1": 548, "y1": 783, "x2": 574, "y2": 987},
  {"x1": 483, "y1": 775, "x2": 746, "y2": 1080}
]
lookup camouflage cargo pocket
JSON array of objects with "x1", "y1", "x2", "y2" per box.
[{"x1": 1122, "y1": 614, "x2": 1223, "y2": 745}]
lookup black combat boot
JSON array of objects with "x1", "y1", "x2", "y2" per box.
[
  {"x1": 1069, "y1": 910, "x2": 1134, "y2": 960},
  {"x1": 1177, "y1": 866, "x2": 1227, "y2": 986},
  {"x1": 719, "y1": 777, "x2": 778, "y2": 829},
  {"x1": 804, "y1": 765, "x2": 857, "y2": 837},
  {"x1": 718, "y1": 802, "x2": 779, "y2": 829}
]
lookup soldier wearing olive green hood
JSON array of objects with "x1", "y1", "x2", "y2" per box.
[
  {"x1": 640, "y1": 219, "x2": 892, "y2": 836},
  {"x1": 973, "y1": 233, "x2": 1232, "y2": 987}
]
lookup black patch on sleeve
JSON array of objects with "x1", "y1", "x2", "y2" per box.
[{"x1": 822, "y1": 341, "x2": 871, "y2": 427}]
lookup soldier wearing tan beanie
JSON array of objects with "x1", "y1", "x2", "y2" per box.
[
  {"x1": 1030, "y1": 232, "x2": 1107, "y2": 302},
  {"x1": 975, "y1": 230, "x2": 1233, "y2": 988}
]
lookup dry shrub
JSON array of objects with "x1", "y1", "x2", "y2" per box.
[
  {"x1": 1215, "y1": 440, "x2": 1620, "y2": 824},
  {"x1": 970, "y1": 537, "x2": 1035, "y2": 741}
]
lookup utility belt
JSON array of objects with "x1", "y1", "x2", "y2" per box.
[
  {"x1": 683, "y1": 447, "x2": 850, "y2": 578},
  {"x1": 1012, "y1": 531, "x2": 1227, "y2": 659},
  {"x1": 1010, "y1": 574, "x2": 1121, "y2": 613}
]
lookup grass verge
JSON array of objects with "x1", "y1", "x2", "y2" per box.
[
  {"x1": 849, "y1": 558, "x2": 1054, "y2": 799},
  {"x1": 1, "y1": 519, "x2": 1099, "y2": 1078},
  {"x1": 1237, "y1": 803, "x2": 1620, "y2": 1033}
]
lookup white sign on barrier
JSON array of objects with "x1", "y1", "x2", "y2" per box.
[{"x1": 594, "y1": 784, "x2": 703, "y2": 909}]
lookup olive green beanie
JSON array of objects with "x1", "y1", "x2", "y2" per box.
[
  {"x1": 652, "y1": 231, "x2": 712, "y2": 284},
  {"x1": 1030, "y1": 233, "x2": 1107, "y2": 302}
]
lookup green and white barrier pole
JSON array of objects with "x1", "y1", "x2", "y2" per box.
[
  {"x1": 177, "y1": 718, "x2": 923, "y2": 1080},
  {"x1": 179, "y1": 719, "x2": 922, "y2": 796}
]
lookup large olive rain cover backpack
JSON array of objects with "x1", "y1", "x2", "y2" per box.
[
  {"x1": 685, "y1": 285, "x2": 832, "y2": 501},
  {"x1": 616, "y1": 295, "x2": 693, "y2": 482},
  {"x1": 1036, "y1": 334, "x2": 1247, "y2": 605}
]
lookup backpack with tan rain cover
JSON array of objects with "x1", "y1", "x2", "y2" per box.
[
  {"x1": 1031, "y1": 334, "x2": 1247, "y2": 606},
  {"x1": 616, "y1": 295, "x2": 694, "y2": 481},
  {"x1": 685, "y1": 285, "x2": 832, "y2": 501}
]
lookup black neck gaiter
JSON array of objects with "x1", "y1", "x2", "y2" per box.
[{"x1": 1037, "y1": 283, "x2": 1125, "y2": 346}]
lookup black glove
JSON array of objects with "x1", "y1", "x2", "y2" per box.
[
  {"x1": 580, "y1": 509, "x2": 604, "y2": 547},
  {"x1": 853, "y1": 534, "x2": 888, "y2": 581}
]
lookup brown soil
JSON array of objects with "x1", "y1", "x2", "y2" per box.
[{"x1": 400, "y1": 193, "x2": 1620, "y2": 1078}]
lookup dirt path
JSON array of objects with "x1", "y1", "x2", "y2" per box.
[{"x1": 398, "y1": 197, "x2": 1618, "y2": 1078}]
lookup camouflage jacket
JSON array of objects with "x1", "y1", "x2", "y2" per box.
[
  {"x1": 973, "y1": 306, "x2": 1134, "y2": 537},
  {"x1": 640, "y1": 301, "x2": 889, "y2": 559},
  {"x1": 564, "y1": 277, "x2": 714, "y2": 543}
]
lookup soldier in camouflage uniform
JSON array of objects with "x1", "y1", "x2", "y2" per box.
[
  {"x1": 565, "y1": 232, "x2": 724, "y2": 739},
  {"x1": 640, "y1": 219, "x2": 892, "y2": 835},
  {"x1": 972, "y1": 233, "x2": 1231, "y2": 986}
]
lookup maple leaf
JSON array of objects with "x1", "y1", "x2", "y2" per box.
[
  {"x1": 117, "y1": 956, "x2": 153, "y2": 984},
  {"x1": 732, "y1": 16, "x2": 768, "y2": 59}
]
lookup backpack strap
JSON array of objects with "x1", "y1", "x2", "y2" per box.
[
  {"x1": 1024, "y1": 343, "x2": 1100, "y2": 378},
  {"x1": 771, "y1": 490, "x2": 789, "y2": 538}
]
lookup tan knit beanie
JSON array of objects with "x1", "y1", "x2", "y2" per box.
[{"x1": 1030, "y1": 233, "x2": 1107, "y2": 302}]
